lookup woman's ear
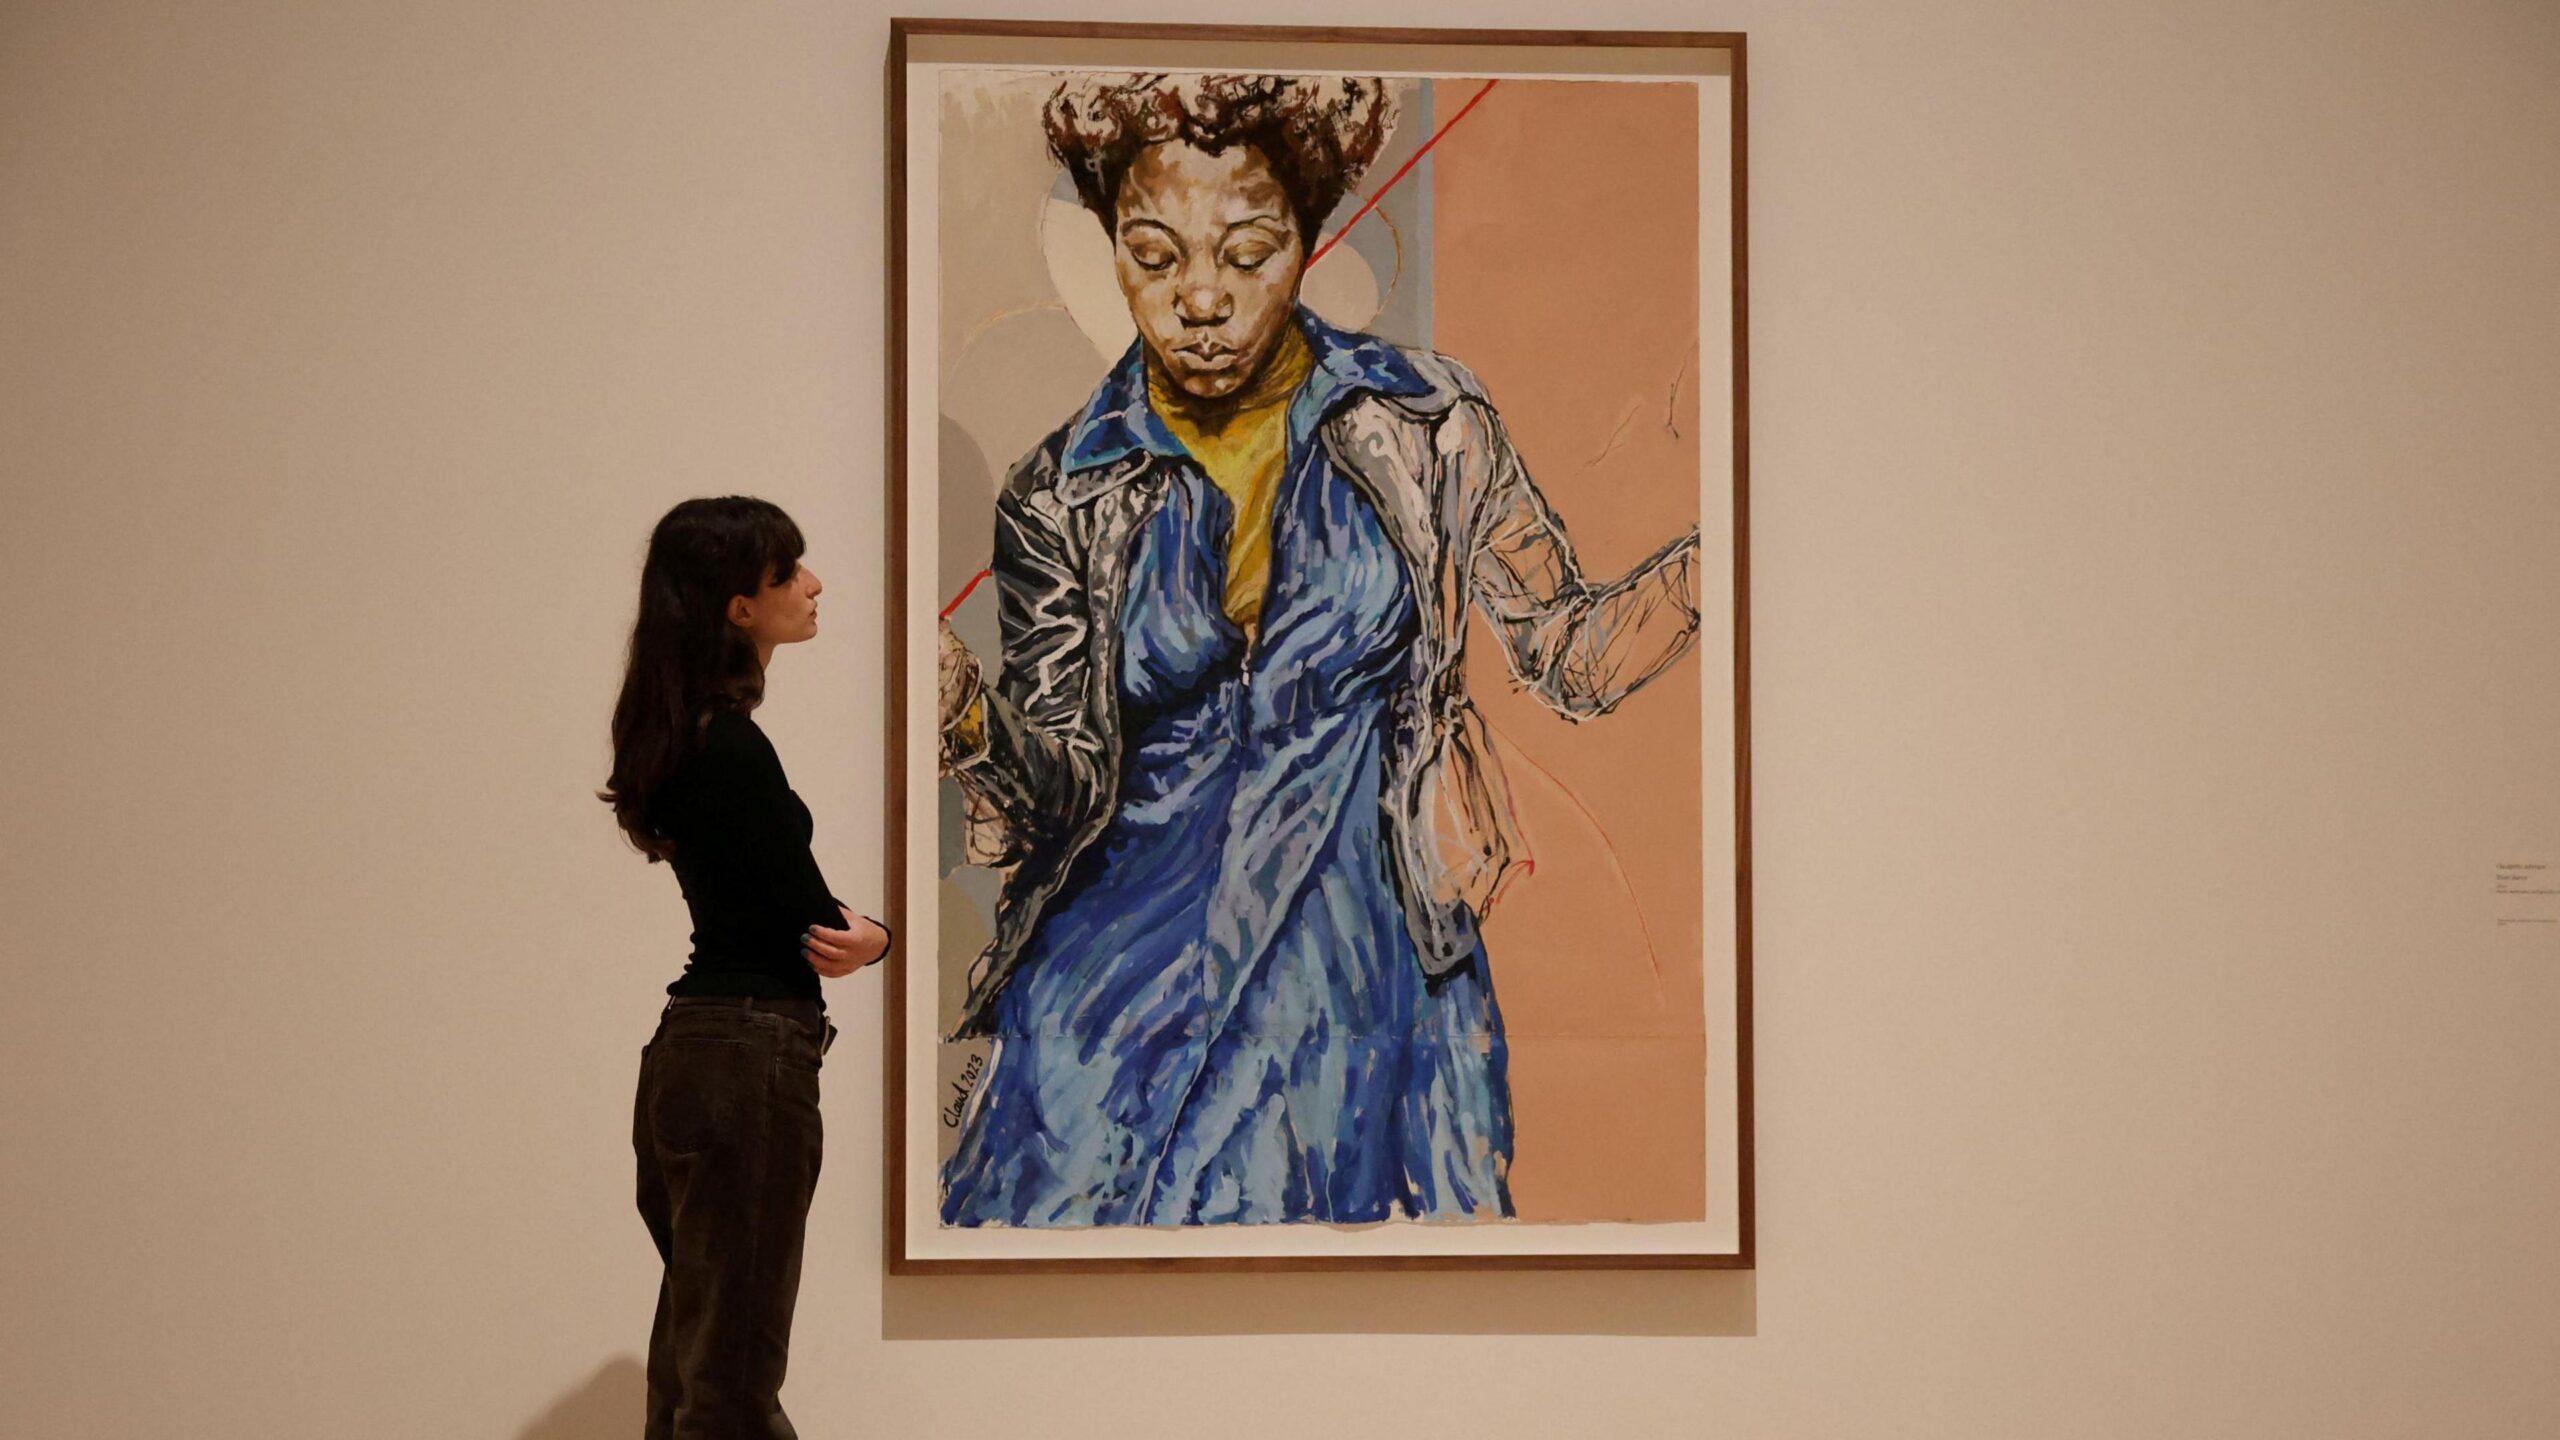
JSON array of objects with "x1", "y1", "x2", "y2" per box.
[{"x1": 726, "y1": 593, "x2": 755, "y2": 630}]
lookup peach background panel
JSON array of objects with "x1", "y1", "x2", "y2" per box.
[{"x1": 1436, "y1": 77, "x2": 1711, "y2": 1222}]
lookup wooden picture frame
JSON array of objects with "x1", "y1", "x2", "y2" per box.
[{"x1": 886, "y1": 18, "x2": 1751, "y2": 1273}]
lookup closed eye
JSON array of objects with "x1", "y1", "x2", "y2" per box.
[{"x1": 1119, "y1": 222, "x2": 1180, "y2": 273}]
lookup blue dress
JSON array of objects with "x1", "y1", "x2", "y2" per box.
[{"x1": 941, "y1": 338, "x2": 1515, "y2": 1227}]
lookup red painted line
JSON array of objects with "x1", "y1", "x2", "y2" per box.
[
  {"x1": 1308, "y1": 78, "x2": 1500, "y2": 268},
  {"x1": 939, "y1": 567, "x2": 993, "y2": 620}
]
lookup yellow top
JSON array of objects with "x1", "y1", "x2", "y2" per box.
[{"x1": 1145, "y1": 323, "x2": 1316, "y2": 637}]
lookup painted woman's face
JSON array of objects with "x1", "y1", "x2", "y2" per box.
[{"x1": 1111, "y1": 140, "x2": 1306, "y2": 402}]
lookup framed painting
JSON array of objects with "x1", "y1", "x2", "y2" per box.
[{"x1": 886, "y1": 19, "x2": 1750, "y2": 1271}]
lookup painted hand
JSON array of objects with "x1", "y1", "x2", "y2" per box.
[
  {"x1": 936, "y1": 616, "x2": 983, "y2": 732},
  {"x1": 936, "y1": 617, "x2": 983, "y2": 732}
]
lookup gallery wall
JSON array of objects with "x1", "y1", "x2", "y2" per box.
[{"x1": 3, "y1": 2, "x2": 2556, "y2": 1437}]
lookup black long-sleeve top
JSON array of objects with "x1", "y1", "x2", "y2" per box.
[{"x1": 658, "y1": 710, "x2": 842, "y2": 1005}]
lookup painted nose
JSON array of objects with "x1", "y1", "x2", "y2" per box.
[{"x1": 1176, "y1": 284, "x2": 1232, "y2": 326}]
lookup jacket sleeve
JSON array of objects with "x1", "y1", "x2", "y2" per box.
[
  {"x1": 943, "y1": 482, "x2": 1111, "y2": 852},
  {"x1": 1452, "y1": 397, "x2": 1703, "y2": 720}
]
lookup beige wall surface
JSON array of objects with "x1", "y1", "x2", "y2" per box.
[{"x1": 3, "y1": 1, "x2": 2557, "y2": 1436}]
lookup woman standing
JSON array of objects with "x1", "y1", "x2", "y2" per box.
[
  {"x1": 934, "y1": 76, "x2": 1700, "y2": 1228},
  {"x1": 603, "y1": 496, "x2": 889, "y2": 1439}
]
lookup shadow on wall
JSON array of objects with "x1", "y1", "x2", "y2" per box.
[
  {"x1": 883, "y1": 1269, "x2": 1754, "y2": 1340},
  {"x1": 514, "y1": 1357, "x2": 644, "y2": 1440}
]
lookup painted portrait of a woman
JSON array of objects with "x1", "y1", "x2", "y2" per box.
[{"x1": 932, "y1": 73, "x2": 1703, "y2": 1228}]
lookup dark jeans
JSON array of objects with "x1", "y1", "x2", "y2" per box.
[{"x1": 633, "y1": 995, "x2": 834, "y2": 1440}]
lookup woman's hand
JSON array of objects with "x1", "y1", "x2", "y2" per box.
[
  {"x1": 937, "y1": 616, "x2": 983, "y2": 732},
  {"x1": 804, "y1": 906, "x2": 891, "y2": 978}
]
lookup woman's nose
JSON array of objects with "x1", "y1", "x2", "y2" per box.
[
  {"x1": 1175, "y1": 284, "x2": 1232, "y2": 325},
  {"x1": 805, "y1": 568, "x2": 823, "y2": 598}
]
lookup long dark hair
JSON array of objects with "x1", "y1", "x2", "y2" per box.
[{"x1": 602, "y1": 496, "x2": 806, "y2": 861}]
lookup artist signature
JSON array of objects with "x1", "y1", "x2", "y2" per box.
[{"x1": 940, "y1": 1052, "x2": 986, "y2": 1128}]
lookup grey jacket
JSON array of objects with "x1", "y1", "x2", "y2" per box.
[{"x1": 943, "y1": 342, "x2": 1702, "y2": 1039}]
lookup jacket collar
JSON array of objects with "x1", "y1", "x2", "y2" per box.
[{"x1": 1055, "y1": 307, "x2": 1445, "y2": 506}]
